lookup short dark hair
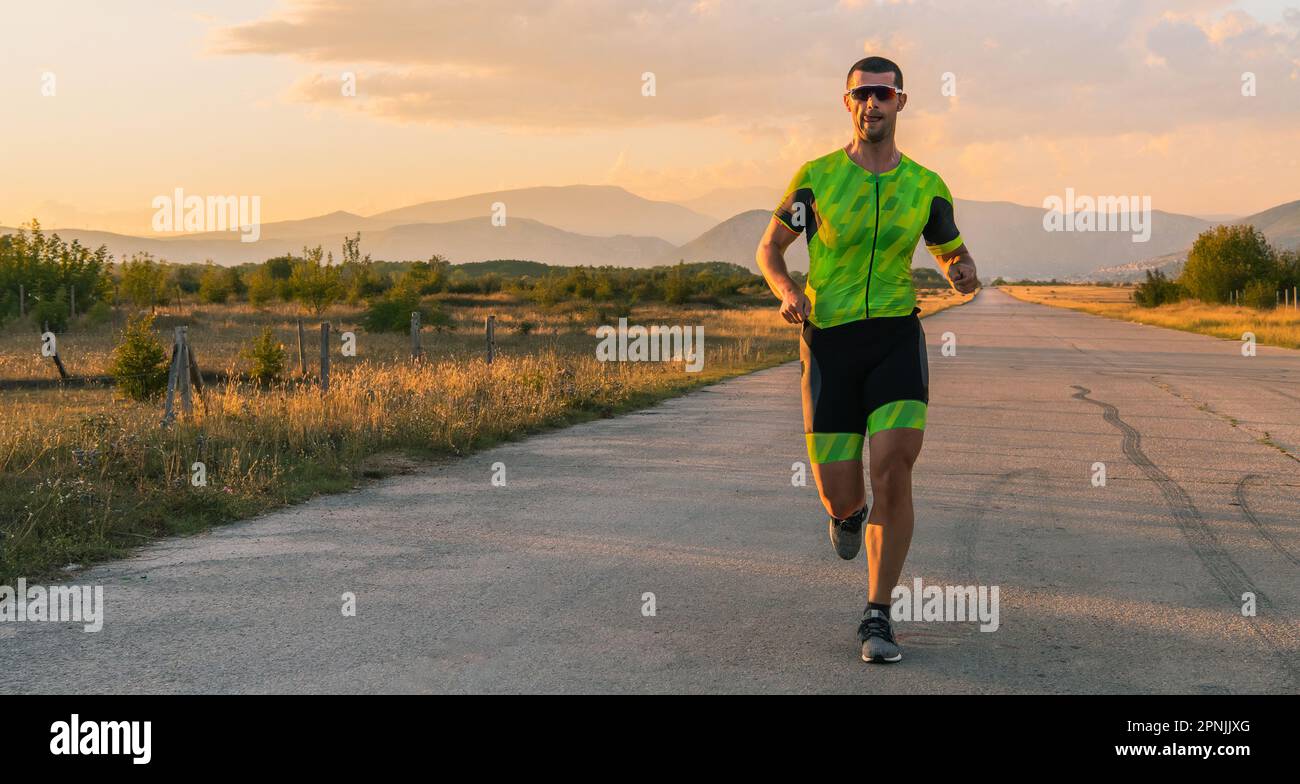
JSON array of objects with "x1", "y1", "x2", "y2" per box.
[{"x1": 846, "y1": 56, "x2": 903, "y2": 89}]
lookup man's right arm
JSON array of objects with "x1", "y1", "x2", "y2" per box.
[{"x1": 756, "y1": 217, "x2": 811, "y2": 324}]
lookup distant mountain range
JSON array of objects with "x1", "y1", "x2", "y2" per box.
[
  {"x1": 366, "y1": 185, "x2": 716, "y2": 245},
  {"x1": 1071, "y1": 199, "x2": 1300, "y2": 282},
  {"x1": 4, "y1": 186, "x2": 1298, "y2": 281}
]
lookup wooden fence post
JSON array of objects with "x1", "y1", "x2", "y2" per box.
[
  {"x1": 411, "y1": 311, "x2": 422, "y2": 361},
  {"x1": 296, "y1": 319, "x2": 307, "y2": 376},
  {"x1": 485, "y1": 315, "x2": 496, "y2": 364},
  {"x1": 45, "y1": 323, "x2": 70, "y2": 382},
  {"x1": 185, "y1": 326, "x2": 206, "y2": 412},
  {"x1": 162, "y1": 327, "x2": 181, "y2": 426},
  {"x1": 320, "y1": 321, "x2": 331, "y2": 395},
  {"x1": 178, "y1": 327, "x2": 193, "y2": 418}
]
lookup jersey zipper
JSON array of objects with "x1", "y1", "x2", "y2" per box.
[{"x1": 865, "y1": 176, "x2": 880, "y2": 317}]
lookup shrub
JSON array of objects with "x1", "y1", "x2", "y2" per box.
[
  {"x1": 246, "y1": 266, "x2": 277, "y2": 308},
  {"x1": 291, "y1": 246, "x2": 343, "y2": 315},
  {"x1": 109, "y1": 312, "x2": 170, "y2": 401},
  {"x1": 1181, "y1": 225, "x2": 1275, "y2": 303},
  {"x1": 85, "y1": 300, "x2": 113, "y2": 327},
  {"x1": 1132, "y1": 269, "x2": 1183, "y2": 307},
  {"x1": 663, "y1": 263, "x2": 689, "y2": 305},
  {"x1": 198, "y1": 263, "x2": 232, "y2": 304},
  {"x1": 119, "y1": 253, "x2": 170, "y2": 311},
  {"x1": 1240, "y1": 279, "x2": 1278, "y2": 310},
  {"x1": 30, "y1": 287, "x2": 69, "y2": 332},
  {"x1": 241, "y1": 327, "x2": 285, "y2": 384},
  {"x1": 361, "y1": 294, "x2": 453, "y2": 334}
]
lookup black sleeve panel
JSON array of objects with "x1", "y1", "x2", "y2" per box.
[
  {"x1": 922, "y1": 195, "x2": 960, "y2": 248},
  {"x1": 774, "y1": 188, "x2": 817, "y2": 237}
]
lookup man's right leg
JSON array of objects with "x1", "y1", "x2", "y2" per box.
[
  {"x1": 812, "y1": 459, "x2": 868, "y2": 559},
  {"x1": 813, "y1": 459, "x2": 866, "y2": 519},
  {"x1": 801, "y1": 319, "x2": 870, "y2": 559}
]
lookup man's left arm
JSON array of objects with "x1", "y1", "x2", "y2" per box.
[
  {"x1": 936, "y1": 244, "x2": 979, "y2": 295},
  {"x1": 922, "y1": 184, "x2": 979, "y2": 295}
]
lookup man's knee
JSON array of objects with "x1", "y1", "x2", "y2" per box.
[
  {"x1": 814, "y1": 461, "x2": 865, "y2": 519},
  {"x1": 870, "y1": 448, "x2": 916, "y2": 493},
  {"x1": 821, "y1": 491, "x2": 864, "y2": 520}
]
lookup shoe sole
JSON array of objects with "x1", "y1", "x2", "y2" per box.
[{"x1": 862, "y1": 652, "x2": 903, "y2": 663}]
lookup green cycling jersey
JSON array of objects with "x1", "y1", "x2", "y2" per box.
[{"x1": 774, "y1": 149, "x2": 963, "y2": 327}]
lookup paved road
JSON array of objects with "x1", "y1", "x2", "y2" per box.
[{"x1": 3, "y1": 288, "x2": 1297, "y2": 693}]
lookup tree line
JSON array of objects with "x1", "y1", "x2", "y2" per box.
[
  {"x1": 1135, "y1": 225, "x2": 1300, "y2": 308},
  {"x1": 0, "y1": 221, "x2": 112, "y2": 331},
  {"x1": 3, "y1": 220, "x2": 959, "y2": 335}
]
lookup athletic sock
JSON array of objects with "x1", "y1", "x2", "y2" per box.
[{"x1": 867, "y1": 602, "x2": 891, "y2": 616}]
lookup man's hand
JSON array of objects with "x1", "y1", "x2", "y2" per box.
[
  {"x1": 779, "y1": 286, "x2": 811, "y2": 324},
  {"x1": 947, "y1": 258, "x2": 980, "y2": 294}
]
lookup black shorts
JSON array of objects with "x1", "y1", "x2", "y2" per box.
[{"x1": 799, "y1": 308, "x2": 929, "y2": 464}]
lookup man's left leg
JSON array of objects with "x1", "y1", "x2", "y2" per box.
[
  {"x1": 866, "y1": 426, "x2": 924, "y2": 605},
  {"x1": 859, "y1": 425, "x2": 923, "y2": 662}
]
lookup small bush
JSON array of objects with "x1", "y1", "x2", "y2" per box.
[
  {"x1": 1132, "y1": 269, "x2": 1183, "y2": 308},
  {"x1": 109, "y1": 312, "x2": 170, "y2": 401},
  {"x1": 246, "y1": 267, "x2": 277, "y2": 308},
  {"x1": 30, "y1": 288, "x2": 70, "y2": 332},
  {"x1": 198, "y1": 264, "x2": 232, "y2": 304},
  {"x1": 241, "y1": 327, "x2": 285, "y2": 384},
  {"x1": 361, "y1": 294, "x2": 453, "y2": 334},
  {"x1": 1240, "y1": 279, "x2": 1277, "y2": 310},
  {"x1": 514, "y1": 320, "x2": 536, "y2": 335},
  {"x1": 85, "y1": 300, "x2": 113, "y2": 327}
]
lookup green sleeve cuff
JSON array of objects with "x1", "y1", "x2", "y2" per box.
[
  {"x1": 773, "y1": 212, "x2": 799, "y2": 234},
  {"x1": 926, "y1": 234, "x2": 964, "y2": 256}
]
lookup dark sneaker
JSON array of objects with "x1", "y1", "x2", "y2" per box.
[
  {"x1": 828, "y1": 507, "x2": 866, "y2": 560},
  {"x1": 858, "y1": 607, "x2": 903, "y2": 663}
]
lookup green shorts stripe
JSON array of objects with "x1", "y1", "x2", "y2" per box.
[
  {"x1": 867, "y1": 399, "x2": 927, "y2": 435},
  {"x1": 805, "y1": 432, "x2": 864, "y2": 464}
]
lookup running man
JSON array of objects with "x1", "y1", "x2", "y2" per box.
[{"x1": 755, "y1": 56, "x2": 980, "y2": 663}]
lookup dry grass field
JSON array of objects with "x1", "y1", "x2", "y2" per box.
[
  {"x1": 0, "y1": 287, "x2": 971, "y2": 582},
  {"x1": 999, "y1": 285, "x2": 1300, "y2": 350}
]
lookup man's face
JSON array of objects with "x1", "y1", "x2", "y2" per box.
[{"x1": 844, "y1": 70, "x2": 906, "y2": 143}]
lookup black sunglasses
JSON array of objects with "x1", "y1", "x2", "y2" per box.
[{"x1": 844, "y1": 84, "x2": 904, "y2": 102}]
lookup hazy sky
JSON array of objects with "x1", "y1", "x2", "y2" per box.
[{"x1": 3, "y1": 0, "x2": 1299, "y2": 234}]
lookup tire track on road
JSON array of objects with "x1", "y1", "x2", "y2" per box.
[
  {"x1": 1269, "y1": 386, "x2": 1300, "y2": 404},
  {"x1": 1071, "y1": 385, "x2": 1298, "y2": 685},
  {"x1": 1234, "y1": 474, "x2": 1300, "y2": 568},
  {"x1": 948, "y1": 468, "x2": 1043, "y2": 585}
]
